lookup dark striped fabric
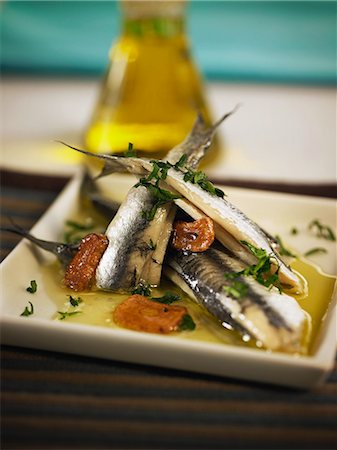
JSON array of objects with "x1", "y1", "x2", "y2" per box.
[{"x1": 1, "y1": 171, "x2": 336, "y2": 450}]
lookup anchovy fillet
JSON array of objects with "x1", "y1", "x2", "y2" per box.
[
  {"x1": 166, "y1": 247, "x2": 309, "y2": 353},
  {"x1": 2, "y1": 222, "x2": 79, "y2": 268},
  {"x1": 65, "y1": 111, "x2": 234, "y2": 292},
  {"x1": 70, "y1": 151, "x2": 302, "y2": 294}
]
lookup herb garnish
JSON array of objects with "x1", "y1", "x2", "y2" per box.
[
  {"x1": 151, "y1": 292, "x2": 181, "y2": 304},
  {"x1": 174, "y1": 154, "x2": 188, "y2": 169},
  {"x1": 135, "y1": 155, "x2": 225, "y2": 220},
  {"x1": 304, "y1": 247, "x2": 327, "y2": 257},
  {"x1": 57, "y1": 311, "x2": 82, "y2": 321},
  {"x1": 26, "y1": 280, "x2": 37, "y2": 294},
  {"x1": 308, "y1": 219, "x2": 336, "y2": 241},
  {"x1": 64, "y1": 219, "x2": 95, "y2": 243},
  {"x1": 124, "y1": 142, "x2": 137, "y2": 158},
  {"x1": 166, "y1": 153, "x2": 225, "y2": 197},
  {"x1": 290, "y1": 227, "x2": 298, "y2": 235},
  {"x1": 20, "y1": 301, "x2": 34, "y2": 317},
  {"x1": 183, "y1": 169, "x2": 225, "y2": 198},
  {"x1": 275, "y1": 235, "x2": 296, "y2": 257},
  {"x1": 240, "y1": 241, "x2": 281, "y2": 291},
  {"x1": 179, "y1": 314, "x2": 196, "y2": 331},
  {"x1": 135, "y1": 165, "x2": 181, "y2": 220},
  {"x1": 68, "y1": 295, "x2": 83, "y2": 307},
  {"x1": 131, "y1": 283, "x2": 181, "y2": 305},
  {"x1": 224, "y1": 241, "x2": 282, "y2": 292},
  {"x1": 223, "y1": 274, "x2": 248, "y2": 299},
  {"x1": 131, "y1": 281, "x2": 153, "y2": 297}
]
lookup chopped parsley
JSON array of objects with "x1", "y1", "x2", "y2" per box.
[
  {"x1": 135, "y1": 176, "x2": 181, "y2": 221},
  {"x1": 131, "y1": 281, "x2": 152, "y2": 297},
  {"x1": 26, "y1": 280, "x2": 37, "y2": 294},
  {"x1": 131, "y1": 283, "x2": 181, "y2": 305},
  {"x1": 179, "y1": 314, "x2": 196, "y2": 331},
  {"x1": 236, "y1": 241, "x2": 282, "y2": 292},
  {"x1": 290, "y1": 227, "x2": 298, "y2": 235},
  {"x1": 275, "y1": 235, "x2": 296, "y2": 257},
  {"x1": 183, "y1": 169, "x2": 225, "y2": 198},
  {"x1": 174, "y1": 154, "x2": 188, "y2": 169},
  {"x1": 223, "y1": 275, "x2": 248, "y2": 299},
  {"x1": 20, "y1": 301, "x2": 34, "y2": 317},
  {"x1": 151, "y1": 292, "x2": 181, "y2": 304},
  {"x1": 68, "y1": 295, "x2": 83, "y2": 307},
  {"x1": 304, "y1": 247, "x2": 327, "y2": 257},
  {"x1": 124, "y1": 142, "x2": 137, "y2": 158},
  {"x1": 135, "y1": 155, "x2": 225, "y2": 220},
  {"x1": 64, "y1": 219, "x2": 95, "y2": 243},
  {"x1": 57, "y1": 311, "x2": 82, "y2": 321},
  {"x1": 308, "y1": 219, "x2": 336, "y2": 241}
]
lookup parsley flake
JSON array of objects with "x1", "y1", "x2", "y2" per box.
[
  {"x1": 223, "y1": 276, "x2": 248, "y2": 299},
  {"x1": 182, "y1": 169, "x2": 225, "y2": 198},
  {"x1": 174, "y1": 154, "x2": 188, "y2": 169},
  {"x1": 26, "y1": 280, "x2": 37, "y2": 294},
  {"x1": 57, "y1": 311, "x2": 82, "y2": 321},
  {"x1": 20, "y1": 301, "x2": 34, "y2": 317},
  {"x1": 308, "y1": 219, "x2": 336, "y2": 241},
  {"x1": 68, "y1": 295, "x2": 83, "y2": 307},
  {"x1": 135, "y1": 155, "x2": 225, "y2": 220},
  {"x1": 124, "y1": 142, "x2": 137, "y2": 158},
  {"x1": 304, "y1": 247, "x2": 327, "y2": 257},
  {"x1": 151, "y1": 292, "x2": 181, "y2": 304},
  {"x1": 64, "y1": 219, "x2": 95, "y2": 243},
  {"x1": 239, "y1": 241, "x2": 282, "y2": 292},
  {"x1": 131, "y1": 281, "x2": 152, "y2": 297},
  {"x1": 179, "y1": 314, "x2": 196, "y2": 331},
  {"x1": 135, "y1": 178, "x2": 181, "y2": 221}
]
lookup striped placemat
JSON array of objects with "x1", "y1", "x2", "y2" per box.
[{"x1": 1, "y1": 172, "x2": 336, "y2": 450}]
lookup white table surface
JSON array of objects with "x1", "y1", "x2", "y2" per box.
[{"x1": 1, "y1": 77, "x2": 336, "y2": 184}]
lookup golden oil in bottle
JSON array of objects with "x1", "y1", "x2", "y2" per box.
[{"x1": 84, "y1": 0, "x2": 219, "y2": 161}]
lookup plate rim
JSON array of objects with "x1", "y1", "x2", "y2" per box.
[{"x1": 1, "y1": 169, "x2": 336, "y2": 388}]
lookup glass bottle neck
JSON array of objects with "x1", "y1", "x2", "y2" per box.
[
  {"x1": 120, "y1": 0, "x2": 186, "y2": 38},
  {"x1": 123, "y1": 16, "x2": 185, "y2": 38}
]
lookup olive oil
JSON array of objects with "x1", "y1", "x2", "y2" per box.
[
  {"x1": 291, "y1": 259, "x2": 336, "y2": 353},
  {"x1": 41, "y1": 257, "x2": 335, "y2": 355},
  {"x1": 85, "y1": 1, "x2": 219, "y2": 161}
]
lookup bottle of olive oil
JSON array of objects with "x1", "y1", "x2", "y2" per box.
[{"x1": 85, "y1": 0, "x2": 219, "y2": 160}]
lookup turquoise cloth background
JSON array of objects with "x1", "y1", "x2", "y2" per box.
[{"x1": 1, "y1": 1, "x2": 336, "y2": 84}]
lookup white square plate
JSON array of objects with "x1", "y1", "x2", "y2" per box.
[{"x1": 1, "y1": 170, "x2": 336, "y2": 388}]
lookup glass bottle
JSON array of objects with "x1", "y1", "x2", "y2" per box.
[{"x1": 85, "y1": 0, "x2": 218, "y2": 160}]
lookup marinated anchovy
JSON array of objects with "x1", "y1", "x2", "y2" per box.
[
  {"x1": 1, "y1": 222, "x2": 79, "y2": 268},
  {"x1": 158, "y1": 168, "x2": 303, "y2": 293},
  {"x1": 96, "y1": 185, "x2": 171, "y2": 291},
  {"x1": 68, "y1": 151, "x2": 302, "y2": 293},
  {"x1": 62, "y1": 110, "x2": 235, "y2": 291},
  {"x1": 166, "y1": 247, "x2": 309, "y2": 353}
]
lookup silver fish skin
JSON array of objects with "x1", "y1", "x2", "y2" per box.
[
  {"x1": 166, "y1": 247, "x2": 308, "y2": 353},
  {"x1": 70, "y1": 152, "x2": 302, "y2": 294},
  {"x1": 63, "y1": 111, "x2": 235, "y2": 292},
  {"x1": 2, "y1": 222, "x2": 79, "y2": 268},
  {"x1": 96, "y1": 185, "x2": 167, "y2": 291},
  {"x1": 158, "y1": 168, "x2": 302, "y2": 293}
]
